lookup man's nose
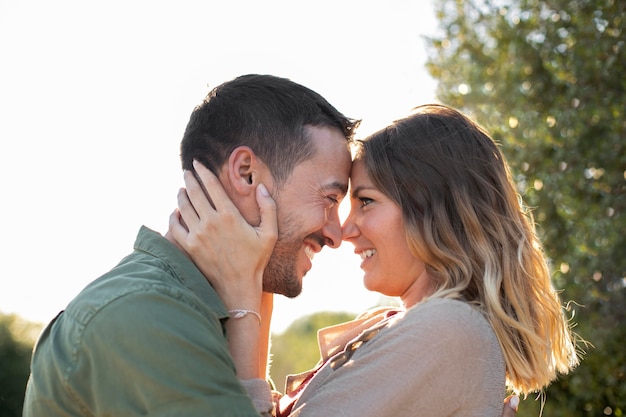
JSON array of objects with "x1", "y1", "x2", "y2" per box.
[{"x1": 322, "y1": 209, "x2": 343, "y2": 249}]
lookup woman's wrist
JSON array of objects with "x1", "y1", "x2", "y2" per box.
[
  {"x1": 258, "y1": 292, "x2": 273, "y2": 379},
  {"x1": 228, "y1": 309, "x2": 262, "y2": 326},
  {"x1": 225, "y1": 312, "x2": 263, "y2": 379},
  {"x1": 215, "y1": 273, "x2": 264, "y2": 311}
]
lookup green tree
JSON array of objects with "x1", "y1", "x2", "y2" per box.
[
  {"x1": 269, "y1": 311, "x2": 356, "y2": 391},
  {"x1": 426, "y1": 0, "x2": 625, "y2": 415},
  {"x1": 0, "y1": 314, "x2": 41, "y2": 417}
]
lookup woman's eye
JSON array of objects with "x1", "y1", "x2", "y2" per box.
[{"x1": 359, "y1": 197, "x2": 374, "y2": 207}]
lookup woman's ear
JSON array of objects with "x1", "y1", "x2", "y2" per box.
[{"x1": 227, "y1": 146, "x2": 260, "y2": 197}]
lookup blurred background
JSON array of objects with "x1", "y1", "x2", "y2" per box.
[{"x1": 1, "y1": 0, "x2": 624, "y2": 416}]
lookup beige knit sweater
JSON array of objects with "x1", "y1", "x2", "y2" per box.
[{"x1": 279, "y1": 298, "x2": 506, "y2": 417}]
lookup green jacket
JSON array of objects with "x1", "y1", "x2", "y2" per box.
[{"x1": 23, "y1": 226, "x2": 260, "y2": 416}]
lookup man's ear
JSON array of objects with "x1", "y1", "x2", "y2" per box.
[{"x1": 227, "y1": 146, "x2": 261, "y2": 197}]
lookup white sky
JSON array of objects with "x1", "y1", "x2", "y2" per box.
[{"x1": 0, "y1": 0, "x2": 439, "y2": 333}]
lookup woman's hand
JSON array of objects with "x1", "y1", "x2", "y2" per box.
[
  {"x1": 169, "y1": 160, "x2": 277, "y2": 380},
  {"x1": 169, "y1": 160, "x2": 277, "y2": 311}
]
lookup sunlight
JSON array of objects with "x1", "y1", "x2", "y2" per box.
[{"x1": 0, "y1": 0, "x2": 438, "y2": 333}]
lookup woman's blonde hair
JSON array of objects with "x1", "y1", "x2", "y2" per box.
[{"x1": 355, "y1": 104, "x2": 579, "y2": 394}]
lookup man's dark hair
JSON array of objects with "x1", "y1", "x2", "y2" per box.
[{"x1": 180, "y1": 74, "x2": 360, "y2": 186}]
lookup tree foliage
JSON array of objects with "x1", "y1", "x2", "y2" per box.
[
  {"x1": 0, "y1": 314, "x2": 41, "y2": 417},
  {"x1": 269, "y1": 311, "x2": 356, "y2": 391},
  {"x1": 427, "y1": 0, "x2": 625, "y2": 415}
]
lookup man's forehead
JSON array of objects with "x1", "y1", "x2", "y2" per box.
[{"x1": 300, "y1": 124, "x2": 351, "y2": 190}]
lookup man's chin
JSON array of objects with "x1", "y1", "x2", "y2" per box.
[
  {"x1": 262, "y1": 279, "x2": 303, "y2": 298},
  {"x1": 281, "y1": 291, "x2": 301, "y2": 299},
  {"x1": 276, "y1": 285, "x2": 303, "y2": 298}
]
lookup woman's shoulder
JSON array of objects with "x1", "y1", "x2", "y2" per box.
[
  {"x1": 408, "y1": 298, "x2": 478, "y2": 314},
  {"x1": 399, "y1": 297, "x2": 494, "y2": 341},
  {"x1": 409, "y1": 296, "x2": 481, "y2": 317}
]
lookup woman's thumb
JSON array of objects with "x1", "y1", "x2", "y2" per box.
[{"x1": 256, "y1": 183, "x2": 278, "y2": 245}]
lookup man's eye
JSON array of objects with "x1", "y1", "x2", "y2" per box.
[{"x1": 327, "y1": 196, "x2": 339, "y2": 206}]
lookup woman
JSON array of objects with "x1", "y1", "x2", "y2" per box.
[{"x1": 172, "y1": 104, "x2": 578, "y2": 416}]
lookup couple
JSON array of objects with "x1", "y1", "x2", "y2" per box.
[{"x1": 23, "y1": 74, "x2": 577, "y2": 416}]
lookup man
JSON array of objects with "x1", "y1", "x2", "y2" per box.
[
  {"x1": 23, "y1": 74, "x2": 357, "y2": 417},
  {"x1": 23, "y1": 74, "x2": 518, "y2": 416}
]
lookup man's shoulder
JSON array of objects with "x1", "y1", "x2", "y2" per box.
[{"x1": 62, "y1": 254, "x2": 177, "y2": 322}]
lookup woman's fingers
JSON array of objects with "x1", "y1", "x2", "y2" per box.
[
  {"x1": 501, "y1": 395, "x2": 519, "y2": 417},
  {"x1": 177, "y1": 185, "x2": 200, "y2": 227},
  {"x1": 168, "y1": 208, "x2": 188, "y2": 246},
  {"x1": 188, "y1": 160, "x2": 278, "y2": 253},
  {"x1": 183, "y1": 166, "x2": 214, "y2": 219},
  {"x1": 191, "y1": 160, "x2": 237, "y2": 213}
]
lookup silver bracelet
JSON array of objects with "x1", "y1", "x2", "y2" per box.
[{"x1": 228, "y1": 309, "x2": 262, "y2": 326}]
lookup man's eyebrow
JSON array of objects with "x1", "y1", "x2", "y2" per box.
[{"x1": 322, "y1": 181, "x2": 349, "y2": 195}]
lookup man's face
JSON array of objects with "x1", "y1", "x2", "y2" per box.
[{"x1": 262, "y1": 125, "x2": 352, "y2": 297}]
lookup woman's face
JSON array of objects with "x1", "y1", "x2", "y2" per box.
[{"x1": 342, "y1": 159, "x2": 434, "y2": 307}]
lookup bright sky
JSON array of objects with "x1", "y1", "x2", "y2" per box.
[{"x1": 0, "y1": 0, "x2": 439, "y2": 333}]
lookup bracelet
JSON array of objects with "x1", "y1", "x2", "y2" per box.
[{"x1": 228, "y1": 309, "x2": 262, "y2": 326}]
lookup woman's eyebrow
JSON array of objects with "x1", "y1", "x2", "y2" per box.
[{"x1": 350, "y1": 185, "x2": 375, "y2": 199}]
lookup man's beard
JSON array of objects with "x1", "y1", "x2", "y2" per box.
[
  {"x1": 261, "y1": 213, "x2": 325, "y2": 298},
  {"x1": 262, "y1": 239, "x2": 303, "y2": 297}
]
